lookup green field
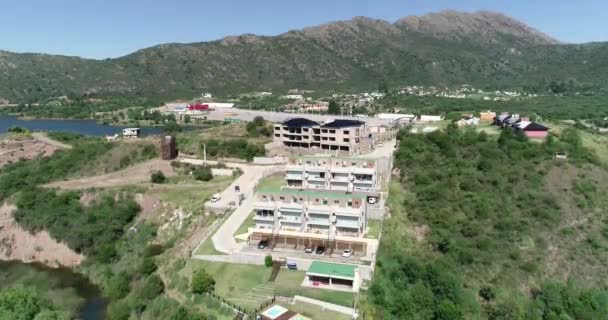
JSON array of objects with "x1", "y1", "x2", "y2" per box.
[
  {"x1": 186, "y1": 261, "x2": 355, "y2": 310},
  {"x1": 277, "y1": 301, "x2": 351, "y2": 320},
  {"x1": 256, "y1": 174, "x2": 286, "y2": 192}
]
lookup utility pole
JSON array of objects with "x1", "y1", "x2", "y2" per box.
[{"x1": 203, "y1": 143, "x2": 207, "y2": 166}]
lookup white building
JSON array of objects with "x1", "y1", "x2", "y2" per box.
[
  {"x1": 419, "y1": 115, "x2": 444, "y2": 122},
  {"x1": 376, "y1": 113, "x2": 415, "y2": 121},
  {"x1": 282, "y1": 94, "x2": 304, "y2": 100},
  {"x1": 122, "y1": 128, "x2": 141, "y2": 139},
  {"x1": 207, "y1": 102, "x2": 234, "y2": 109}
]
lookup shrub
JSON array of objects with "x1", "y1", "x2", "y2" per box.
[
  {"x1": 191, "y1": 269, "x2": 215, "y2": 294},
  {"x1": 106, "y1": 300, "x2": 131, "y2": 320},
  {"x1": 264, "y1": 255, "x2": 273, "y2": 267},
  {"x1": 143, "y1": 244, "x2": 164, "y2": 257},
  {"x1": 139, "y1": 257, "x2": 158, "y2": 275},
  {"x1": 193, "y1": 166, "x2": 213, "y2": 181},
  {"x1": 141, "y1": 275, "x2": 165, "y2": 300},
  {"x1": 479, "y1": 286, "x2": 496, "y2": 301},
  {"x1": 150, "y1": 171, "x2": 166, "y2": 184},
  {"x1": 106, "y1": 272, "x2": 130, "y2": 300}
]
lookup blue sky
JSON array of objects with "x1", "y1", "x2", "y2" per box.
[{"x1": 1, "y1": 0, "x2": 606, "y2": 59}]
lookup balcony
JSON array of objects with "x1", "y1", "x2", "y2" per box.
[
  {"x1": 335, "y1": 219, "x2": 360, "y2": 229},
  {"x1": 254, "y1": 214, "x2": 275, "y2": 222},
  {"x1": 279, "y1": 203, "x2": 303, "y2": 212},
  {"x1": 307, "y1": 205, "x2": 331, "y2": 214},
  {"x1": 308, "y1": 218, "x2": 330, "y2": 226},
  {"x1": 333, "y1": 206, "x2": 362, "y2": 216},
  {"x1": 286, "y1": 173, "x2": 304, "y2": 180},
  {"x1": 253, "y1": 202, "x2": 276, "y2": 210},
  {"x1": 330, "y1": 174, "x2": 350, "y2": 182},
  {"x1": 351, "y1": 167, "x2": 376, "y2": 175},
  {"x1": 307, "y1": 175, "x2": 326, "y2": 181}
]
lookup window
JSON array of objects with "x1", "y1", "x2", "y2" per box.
[
  {"x1": 275, "y1": 134, "x2": 280, "y2": 138},
  {"x1": 299, "y1": 197, "x2": 304, "y2": 202},
  {"x1": 323, "y1": 199, "x2": 328, "y2": 205},
  {"x1": 321, "y1": 129, "x2": 328, "y2": 133},
  {"x1": 352, "y1": 162, "x2": 357, "y2": 166},
  {"x1": 262, "y1": 195, "x2": 268, "y2": 200},
  {"x1": 329, "y1": 137, "x2": 335, "y2": 141},
  {"x1": 303, "y1": 128, "x2": 309, "y2": 132},
  {"x1": 347, "y1": 200, "x2": 353, "y2": 207},
  {"x1": 334, "y1": 200, "x2": 340, "y2": 205},
  {"x1": 280, "y1": 196, "x2": 285, "y2": 201},
  {"x1": 315, "y1": 198, "x2": 319, "y2": 202},
  {"x1": 343, "y1": 130, "x2": 349, "y2": 134},
  {"x1": 344, "y1": 138, "x2": 350, "y2": 142},
  {"x1": 329, "y1": 130, "x2": 336, "y2": 134}
]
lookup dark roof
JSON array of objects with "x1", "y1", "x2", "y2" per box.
[
  {"x1": 523, "y1": 122, "x2": 549, "y2": 131},
  {"x1": 321, "y1": 119, "x2": 365, "y2": 128},
  {"x1": 282, "y1": 118, "x2": 319, "y2": 127}
]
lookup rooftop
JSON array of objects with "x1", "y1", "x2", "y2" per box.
[
  {"x1": 282, "y1": 118, "x2": 320, "y2": 128},
  {"x1": 321, "y1": 119, "x2": 365, "y2": 129},
  {"x1": 307, "y1": 261, "x2": 357, "y2": 280}
]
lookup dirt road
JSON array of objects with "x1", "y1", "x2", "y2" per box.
[
  {"x1": 47, "y1": 159, "x2": 176, "y2": 189},
  {"x1": 31, "y1": 132, "x2": 72, "y2": 149}
]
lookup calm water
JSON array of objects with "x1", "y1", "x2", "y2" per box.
[
  {"x1": 0, "y1": 116, "x2": 163, "y2": 136},
  {"x1": 0, "y1": 261, "x2": 106, "y2": 320}
]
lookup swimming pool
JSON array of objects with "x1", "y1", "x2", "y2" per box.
[{"x1": 262, "y1": 305, "x2": 288, "y2": 319}]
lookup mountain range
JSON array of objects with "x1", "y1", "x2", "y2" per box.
[{"x1": 1, "y1": 10, "x2": 607, "y2": 102}]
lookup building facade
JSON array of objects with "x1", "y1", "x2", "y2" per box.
[
  {"x1": 273, "y1": 118, "x2": 367, "y2": 154},
  {"x1": 284, "y1": 157, "x2": 379, "y2": 193}
]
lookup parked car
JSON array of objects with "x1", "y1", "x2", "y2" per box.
[
  {"x1": 287, "y1": 261, "x2": 297, "y2": 270},
  {"x1": 315, "y1": 246, "x2": 325, "y2": 255},
  {"x1": 210, "y1": 194, "x2": 221, "y2": 202},
  {"x1": 257, "y1": 240, "x2": 269, "y2": 250},
  {"x1": 342, "y1": 249, "x2": 353, "y2": 258},
  {"x1": 304, "y1": 246, "x2": 314, "y2": 254}
]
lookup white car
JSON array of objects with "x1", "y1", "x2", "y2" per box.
[
  {"x1": 342, "y1": 249, "x2": 353, "y2": 258},
  {"x1": 210, "y1": 194, "x2": 221, "y2": 202}
]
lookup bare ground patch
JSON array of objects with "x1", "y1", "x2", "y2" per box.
[
  {"x1": 47, "y1": 159, "x2": 176, "y2": 190},
  {"x1": 0, "y1": 203, "x2": 83, "y2": 267},
  {"x1": 0, "y1": 136, "x2": 60, "y2": 168}
]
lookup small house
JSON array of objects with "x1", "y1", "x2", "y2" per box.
[
  {"x1": 122, "y1": 128, "x2": 141, "y2": 139},
  {"x1": 480, "y1": 111, "x2": 496, "y2": 122},
  {"x1": 455, "y1": 116, "x2": 480, "y2": 127},
  {"x1": 521, "y1": 122, "x2": 549, "y2": 139}
]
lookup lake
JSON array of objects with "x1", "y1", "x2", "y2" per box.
[
  {"x1": 0, "y1": 260, "x2": 106, "y2": 320},
  {"x1": 0, "y1": 116, "x2": 164, "y2": 137}
]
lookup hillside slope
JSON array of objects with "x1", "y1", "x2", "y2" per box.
[{"x1": 0, "y1": 11, "x2": 607, "y2": 101}]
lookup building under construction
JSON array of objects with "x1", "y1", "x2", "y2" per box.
[{"x1": 160, "y1": 135, "x2": 177, "y2": 160}]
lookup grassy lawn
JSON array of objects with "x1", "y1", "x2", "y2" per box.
[
  {"x1": 185, "y1": 261, "x2": 354, "y2": 310},
  {"x1": 187, "y1": 260, "x2": 273, "y2": 309},
  {"x1": 193, "y1": 234, "x2": 224, "y2": 255},
  {"x1": 273, "y1": 269, "x2": 355, "y2": 307},
  {"x1": 475, "y1": 122, "x2": 501, "y2": 135},
  {"x1": 277, "y1": 301, "x2": 351, "y2": 320},
  {"x1": 256, "y1": 174, "x2": 286, "y2": 192},
  {"x1": 365, "y1": 219, "x2": 382, "y2": 239},
  {"x1": 149, "y1": 176, "x2": 234, "y2": 211},
  {"x1": 580, "y1": 131, "x2": 608, "y2": 166},
  {"x1": 234, "y1": 211, "x2": 255, "y2": 236}
]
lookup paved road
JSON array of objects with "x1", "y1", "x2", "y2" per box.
[{"x1": 204, "y1": 108, "x2": 393, "y2": 126}]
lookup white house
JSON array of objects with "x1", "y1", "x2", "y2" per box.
[
  {"x1": 122, "y1": 128, "x2": 141, "y2": 139},
  {"x1": 455, "y1": 117, "x2": 480, "y2": 127},
  {"x1": 376, "y1": 113, "x2": 415, "y2": 121},
  {"x1": 419, "y1": 115, "x2": 444, "y2": 122},
  {"x1": 207, "y1": 103, "x2": 234, "y2": 108},
  {"x1": 282, "y1": 94, "x2": 304, "y2": 100}
]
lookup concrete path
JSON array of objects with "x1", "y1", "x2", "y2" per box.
[{"x1": 292, "y1": 295, "x2": 355, "y2": 316}]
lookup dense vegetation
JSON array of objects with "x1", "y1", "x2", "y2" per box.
[
  {"x1": 379, "y1": 95, "x2": 608, "y2": 121},
  {"x1": 2, "y1": 12, "x2": 608, "y2": 101},
  {"x1": 370, "y1": 126, "x2": 608, "y2": 319},
  {"x1": 0, "y1": 137, "x2": 207, "y2": 319}
]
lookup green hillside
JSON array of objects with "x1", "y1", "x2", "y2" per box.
[
  {"x1": 1, "y1": 11, "x2": 608, "y2": 102},
  {"x1": 368, "y1": 127, "x2": 608, "y2": 319}
]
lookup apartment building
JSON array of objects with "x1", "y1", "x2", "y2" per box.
[
  {"x1": 252, "y1": 189, "x2": 367, "y2": 238},
  {"x1": 284, "y1": 156, "x2": 379, "y2": 193},
  {"x1": 273, "y1": 118, "x2": 367, "y2": 154}
]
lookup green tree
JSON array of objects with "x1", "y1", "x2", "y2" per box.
[
  {"x1": 193, "y1": 166, "x2": 213, "y2": 181},
  {"x1": 164, "y1": 121, "x2": 182, "y2": 133},
  {"x1": 151, "y1": 171, "x2": 166, "y2": 184},
  {"x1": 183, "y1": 115, "x2": 191, "y2": 124},
  {"x1": 141, "y1": 275, "x2": 165, "y2": 300},
  {"x1": 265, "y1": 255, "x2": 273, "y2": 267},
  {"x1": 191, "y1": 269, "x2": 215, "y2": 294},
  {"x1": 328, "y1": 100, "x2": 341, "y2": 115},
  {"x1": 106, "y1": 300, "x2": 130, "y2": 320},
  {"x1": 0, "y1": 287, "x2": 41, "y2": 320},
  {"x1": 106, "y1": 272, "x2": 130, "y2": 300}
]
